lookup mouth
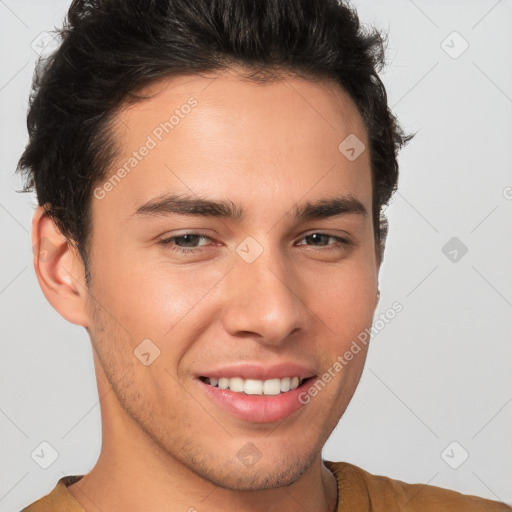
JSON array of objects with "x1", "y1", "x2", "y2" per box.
[
  {"x1": 197, "y1": 374, "x2": 317, "y2": 423},
  {"x1": 199, "y1": 375, "x2": 309, "y2": 395}
]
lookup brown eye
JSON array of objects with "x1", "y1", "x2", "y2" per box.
[
  {"x1": 158, "y1": 233, "x2": 213, "y2": 254},
  {"x1": 296, "y1": 233, "x2": 350, "y2": 250}
]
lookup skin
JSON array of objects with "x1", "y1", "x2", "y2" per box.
[{"x1": 32, "y1": 68, "x2": 381, "y2": 512}]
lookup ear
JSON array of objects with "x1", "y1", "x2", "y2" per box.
[
  {"x1": 376, "y1": 211, "x2": 388, "y2": 272},
  {"x1": 32, "y1": 206, "x2": 90, "y2": 327}
]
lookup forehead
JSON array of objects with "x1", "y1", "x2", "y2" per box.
[
  {"x1": 95, "y1": 69, "x2": 372, "y2": 223},
  {"x1": 118, "y1": 69, "x2": 367, "y2": 149}
]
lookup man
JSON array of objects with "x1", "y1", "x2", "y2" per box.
[{"x1": 18, "y1": 0, "x2": 510, "y2": 510}]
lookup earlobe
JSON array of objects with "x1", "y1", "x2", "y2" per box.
[{"x1": 32, "y1": 206, "x2": 90, "y2": 327}]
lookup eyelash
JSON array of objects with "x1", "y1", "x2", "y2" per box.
[{"x1": 158, "y1": 232, "x2": 351, "y2": 255}]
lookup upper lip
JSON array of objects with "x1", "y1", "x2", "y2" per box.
[{"x1": 196, "y1": 362, "x2": 316, "y2": 381}]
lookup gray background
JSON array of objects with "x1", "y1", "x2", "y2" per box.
[{"x1": 1, "y1": 0, "x2": 511, "y2": 510}]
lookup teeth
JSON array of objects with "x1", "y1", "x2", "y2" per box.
[
  {"x1": 204, "y1": 376, "x2": 305, "y2": 395},
  {"x1": 263, "y1": 378, "x2": 281, "y2": 395},
  {"x1": 229, "y1": 377, "x2": 244, "y2": 393},
  {"x1": 243, "y1": 379, "x2": 262, "y2": 395}
]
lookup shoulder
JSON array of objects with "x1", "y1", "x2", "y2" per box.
[
  {"x1": 21, "y1": 476, "x2": 84, "y2": 512},
  {"x1": 324, "y1": 460, "x2": 512, "y2": 511}
]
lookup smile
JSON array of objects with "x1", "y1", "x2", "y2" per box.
[
  {"x1": 200, "y1": 376, "x2": 305, "y2": 395},
  {"x1": 197, "y1": 375, "x2": 317, "y2": 423}
]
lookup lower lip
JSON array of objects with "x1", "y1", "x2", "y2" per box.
[{"x1": 197, "y1": 378, "x2": 316, "y2": 423}]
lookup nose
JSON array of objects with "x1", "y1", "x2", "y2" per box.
[{"x1": 221, "y1": 244, "x2": 311, "y2": 346}]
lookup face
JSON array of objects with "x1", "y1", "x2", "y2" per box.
[{"x1": 84, "y1": 69, "x2": 379, "y2": 489}]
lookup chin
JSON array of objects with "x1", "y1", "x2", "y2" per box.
[{"x1": 180, "y1": 448, "x2": 316, "y2": 491}]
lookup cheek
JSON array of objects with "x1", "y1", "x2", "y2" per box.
[
  {"x1": 305, "y1": 260, "x2": 377, "y2": 336},
  {"x1": 92, "y1": 253, "x2": 225, "y2": 344}
]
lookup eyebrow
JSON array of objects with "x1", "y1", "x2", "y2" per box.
[{"x1": 131, "y1": 193, "x2": 367, "y2": 221}]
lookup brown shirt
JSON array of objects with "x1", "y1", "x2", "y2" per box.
[{"x1": 21, "y1": 460, "x2": 512, "y2": 511}]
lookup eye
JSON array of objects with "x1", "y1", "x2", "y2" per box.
[
  {"x1": 157, "y1": 231, "x2": 352, "y2": 256},
  {"x1": 158, "y1": 233, "x2": 213, "y2": 254},
  {"x1": 296, "y1": 233, "x2": 351, "y2": 251}
]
